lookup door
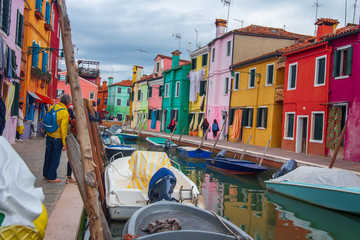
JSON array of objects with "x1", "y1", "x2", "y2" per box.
[
  {"x1": 296, "y1": 116, "x2": 308, "y2": 153},
  {"x1": 161, "y1": 110, "x2": 167, "y2": 132}
]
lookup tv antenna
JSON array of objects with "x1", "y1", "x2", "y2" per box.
[
  {"x1": 221, "y1": 0, "x2": 232, "y2": 31},
  {"x1": 194, "y1": 29, "x2": 201, "y2": 49},
  {"x1": 233, "y1": 19, "x2": 243, "y2": 28},
  {"x1": 172, "y1": 33, "x2": 182, "y2": 50},
  {"x1": 353, "y1": 0, "x2": 358, "y2": 23},
  {"x1": 313, "y1": 0, "x2": 321, "y2": 34}
]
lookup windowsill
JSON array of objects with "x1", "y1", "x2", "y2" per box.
[
  {"x1": 287, "y1": 87, "x2": 296, "y2": 91},
  {"x1": 248, "y1": 86, "x2": 255, "y2": 89},
  {"x1": 314, "y1": 83, "x2": 325, "y2": 87},
  {"x1": 283, "y1": 137, "x2": 294, "y2": 140},
  {"x1": 233, "y1": 88, "x2": 238, "y2": 91},
  {"x1": 257, "y1": 127, "x2": 266, "y2": 130},
  {"x1": 309, "y1": 139, "x2": 323, "y2": 144},
  {"x1": 334, "y1": 75, "x2": 349, "y2": 80},
  {"x1": 265, "y1": 83, "x2": 273, "y2": 86},
  {"x1": 245, "y1": 126, "x2": 252, "y2": 129}
]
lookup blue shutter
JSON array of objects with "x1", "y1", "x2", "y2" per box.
[
  {"x1": 35, "y1": 0, "x2": 41, "y2": 12},
  {"x1": 42, "y1": 52, "x2": 48, "y2": 72},
  {"x1": 45, "y1": 2, "x2": 51, "y2": 24}
]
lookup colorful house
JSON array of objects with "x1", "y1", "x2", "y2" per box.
[
  {"x1": 161, "y1": 50, "x2": 191, "y2": 134},
  {"x1": 325, "y1": 24, "x2": 360, "y2": 161},
  {"x1": 77, "y1": 60, "x2": 101, "y2": 87},
  {"x1": 56, "y1": 71, "x2": 98, "y2": 104},
  {"x1": 207, "y1": 19, "x2": 309, "y2": 140},
  {"x1": 129, "y1": 65, "x2": 142, "y2": 128},
  {"x1": 229, "y1": 51, "x2": 286, "y2": 148},
  {"x1": 139, "y1": 75, "x2": 149, "y2": 130},
  {"x1": 0, "y1": 0, "x2": 25, "y2": 143},
  {"x1": 282, "y1": 19, "x2": 339, "y2": 156},
  {"x1": 107, "y1": 79, "x2": 132, "y2": 124},
  {"x1": 189, "y1": 46, "x2": 209, "y2": 138},
  {"x1": 97, "y1": 80, "x2": 108, "y2": 119}
]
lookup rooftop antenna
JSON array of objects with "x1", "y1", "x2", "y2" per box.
[
  {"x1": 353, "y1": 0, "x2": 358, "y2": 23},
  {"x1": 345, "y1": 0, "x2": 348, "y2": 26},
  {"x1": 194, "y1": 29, "x2": 201, "y2": 48},
  {"x1": 233, "y1": 18, "x2": 244, "y2": 28},
  {"x1": 221, "y1": 0, "x2": 232, "y2": 31},
  {"x1": 314, "y1": 0, "x2": 321, "y2": 35},
  {"x1": 172, "y1": 33, "x2": 182, "y2": 50}
]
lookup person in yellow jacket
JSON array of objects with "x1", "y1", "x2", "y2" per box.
[{"x1": 42, "y1": 94, "x2": 71, "y2": 183}]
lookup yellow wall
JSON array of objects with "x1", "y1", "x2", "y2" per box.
[
  {"x1": 229, "y1": 57, "x2": 283, "y2": 147},
  {"x1": 130, "y1": 67, "x2": 143, "y2": 128}
]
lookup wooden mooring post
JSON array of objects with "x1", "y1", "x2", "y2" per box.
[
  {"x1": 329, "y1": 125, "x2": 347, "y2": 168},
  {"x1": 240, "y1": 135, "x2": 252, "y2": 160},
  {"x1": 138, "y1": 119, "x2": 148, "y2": 136},
  {"x1": 132, "y1": 118, "x2": 141, "y2": 134},
  {"x1": 177, "y1": 126, "x2": 186, "y2": 145},
  {"x1": 259, "y1": 135, "x2": 272, "y2": 166},
  {"x1": 170, "y1": 122, "x2": 178, "y2": 142},
  {"x1": 198, "y1": 126, "x2": 211, "y2": 149},
  {"x1": 210, "y1": 114, "x2": 228, "y2": 155}
]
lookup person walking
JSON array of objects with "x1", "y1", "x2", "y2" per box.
[
  {"x1": 202, "y1": 118, "x2": 210, "y2": 140},
  {"x1": 212, "y1": 119, "x2": 219, "y2": 140},
  {"x1": 43, "y1": 94, "x2": 71, "y2": 183},
  {"x1": 16, "y1": 102, "x2": 25, "y2": 141},
  {"x1": 168, "y1": 117, "x2": 176, "y2": 133}
]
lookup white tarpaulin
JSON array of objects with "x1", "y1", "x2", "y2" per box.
[
  {"x1": 272, "y1": 166, "x2": 360, "y2": 188},
  {"x1": 0, "y1": 137, "x2": 45, "y2": 228}
]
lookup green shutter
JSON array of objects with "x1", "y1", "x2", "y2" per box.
[
  {"x1": 241, "y1": 109, "x2": 248, "y2": 126},
  {"x1": 346, "y1": 47, "x2": 353, "y2": 75},
  {"x1": 249, "y1": 108, "x2": 253, "y2": 127},
  {"x1": 229, "y1": 109, "x2": 235, "y2": 125},
  {"x1": 256, "y1": 108, "x2": 261, "y2": 128},
  {"x1": 2, "y1": 0, "x2": 11, "y2": 34},
  {"x1": 149, "y1": 87, "x2": 152, "y2": 98},
  {"x1": 11, "y1": 81, "x2": 20, "y2": 116},
  {"x1": 263, "y1": 108, "x2": 268, "y2": 128},
  {"x1": 199, "y1": 81, "x2": 204, "y2": 96},
  {"x1": 332, "y1": 50, "x2": 340, "y2": 77}
]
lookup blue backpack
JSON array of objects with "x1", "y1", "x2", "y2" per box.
[{"x1": 43, "y1": 105, "x2": 66, "y2": 133}]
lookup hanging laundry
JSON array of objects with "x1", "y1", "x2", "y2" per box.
[
  {"x1": 189, "y1": 69, "x2": 205, "y2": 102},
  {"x1": 230, "y1": 109, "x2": 243, "y2": 141}
]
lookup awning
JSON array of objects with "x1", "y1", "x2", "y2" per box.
[{"x1": 27, "y1": 91, "x2": 54, "y2": 105}]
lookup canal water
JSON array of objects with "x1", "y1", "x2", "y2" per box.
[{"x1": 85, "y1": 138, "x2": 360, "y2": 240}]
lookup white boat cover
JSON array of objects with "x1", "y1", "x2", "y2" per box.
[
  {"x1": 271, "y1": 166, "x2": 360, "y2": 188},
  {"x1": 127, "y1": 151, "x2": 172, "y2": 189},
  {"x1": 0, "y1": 137, "x2": 45, "y2": 228}
]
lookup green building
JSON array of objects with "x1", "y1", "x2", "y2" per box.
[
  {"x1": 162, "y1": 50, "x2": 191, "y2": 134},
  {"x1": 107, "y1": 79, "x2": 132, "y2": 124}
]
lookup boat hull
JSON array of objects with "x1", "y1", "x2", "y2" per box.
[
  {"x1": 265, "y1": 180, "x2": 360, "y2": 215},
  {"x1": 145, "y1": 137, "x2": 177, "y2": 148},
  {"x1": 116, "y1": 133, "x2": 138, "y2": 140},
  {"x1": 105, "y1": 145, "x2": 135, "y2": 159},
  {"x1": 177, "y1": 147, "x2": 211, "y2": 158},
  {"x1": 206, "y1": 158, "x2": 267, "y2": 175}
]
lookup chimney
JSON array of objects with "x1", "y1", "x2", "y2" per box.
[
  {"x1": 102, "y1": 81, "x2": 107, "y2": 89},
  {"x1": 171, "y1": 50, "x2": 181, "y2": 68},
  {"x1": 315, "y1": 18, "x2": 339, "y2": 41},
  {"x1": 108, "y1": 77, "x2": 113, "y2": 86},
  {"x1": 215, "y1": 19, "x2": 227, "y2": 38}
]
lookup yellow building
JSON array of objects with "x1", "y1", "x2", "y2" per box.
[
  {"x1": 129, "y1": 65, "x2": 142, "y2": 127},
  {"x1": 228, "y1": 52, "x2": 284, "y2": 148},
  {"x1": 189, "y1": 46, "x2": 209, "y2": 138}
]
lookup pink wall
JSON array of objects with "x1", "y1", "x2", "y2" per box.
[
  {"x1": 148, "y1": 81, "x2": 162, "y2": 132},
  {"x1": 206, "y1": 33, "x2": 233, "y2": 139}
]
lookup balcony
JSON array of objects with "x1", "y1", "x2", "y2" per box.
[
  {"x1": 275, "y1": 85, "x2": 284, "y2": 102},
  {"x1": 78, "y1": 60, "x2": 100, "y2": 79}
]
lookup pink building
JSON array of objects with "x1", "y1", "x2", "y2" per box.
[{"x1": 56, "y1": 71, "x2": 98, "y2": 104}]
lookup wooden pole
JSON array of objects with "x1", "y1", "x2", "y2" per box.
[
  {"x1": 211, "y1": 114, "x2": 228, "y2": 155},
  {"x1": 259, "y1": 135, "x2": 272, "y2": 166},
  {"x1": 177, "y1": 126, "x2": 186, "y2": 145},
  {"x1": 240, "y1": 135, "x2": 252, "y2": 160},
  {"x1": 66, "y1": 135, "x2": 112, "y2": 240},
  {"x1": 58, "y1": 1, "x2": 105, "y2": 238},
  {"x1": 329, "y1": 125, "x2": 347, "y2": 168},
  {"x1": 170, "y1": 122, "x2": 178, "y2": 141},
  {"x1": 138, "y1": 119, "x2": 148, "y2": 136},
  {"x1": 132, "y1": 117, "x2": 141, "y2": 134},
  {"x1": 198, "y1": 126, "x2": 211, "y2": 149},
  {"x1": 94, "y1": 123, "x2": 109, "y2": 166}
]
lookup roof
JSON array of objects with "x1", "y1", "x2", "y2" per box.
[
  {"x1": 110, "y1": 79, "x2": 132, "y2": 87},
  {"x1": 315, "y1": 18, "x2": 339, "y2": 26},
  {"x1": 154, "y1": 54, "x2": 189, "y2": 63},
  {"x1": 325, "y1": 24, "x2": 360, "y2": 40}
]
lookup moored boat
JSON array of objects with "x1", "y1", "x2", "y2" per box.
[
  {"x1": 145, "y1": 137, "x2": 177, "y2": 149},
  {"x1": 103, "y1": 136, "x2": 136, "y2": 160},
  {"x1": 105, "y1": 151, "x2": 201, "y2": 220},
  {"x1": 177, "y1": 146, "x2": 211, "y2": 158},
  {"x1": 122, "y1": 201, "x2": 253, "y2": 240},
  {"x1": 265, "y1": 165, "x2": 360, "y2": 215},
  {"x1": 116, "y1": 132, "x2": 138, "y2": 140},
  {"x1": 206, "y1": 157, "x2": 267, "y2": 175}
]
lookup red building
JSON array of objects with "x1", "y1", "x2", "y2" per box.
[
  {"x1": 282, "y1": 19, "x2": 339, "y2": 156},
  {"x1": 97, "y1": 80, "x2": 108, "y2": 118}
]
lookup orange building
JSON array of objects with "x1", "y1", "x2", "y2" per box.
[{"x1": 97, "y1": 80, "x2": 108, "y2": 118}]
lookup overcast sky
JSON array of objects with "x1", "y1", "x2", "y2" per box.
[{"x1": 61, "y1": 0, "x2": 359, "y2": 83}]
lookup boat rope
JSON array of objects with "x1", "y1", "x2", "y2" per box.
[{"x1": 210, "y1": 211, "x2": 242, "y2": 240}]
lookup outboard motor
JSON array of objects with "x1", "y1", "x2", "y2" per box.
[
  {"x1": 148, "y1": 168, "x2": 177, "y2": 203},
  {"x1": 115, "y1": 128, "x2": 123, "y2": 134},
  {"x1": 164, "y1": 140, "x2": 171, "y2": 151},
  {"x1": 273, "y1": 159, "x2": 298, "y2": 179},
  {"x1": 109, "y1": 136, "x2": 121, "y2": 145},
  {"x1": 216, "y1": 149, "x2": 227, "y2": 158}
]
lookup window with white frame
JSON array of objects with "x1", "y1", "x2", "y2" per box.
[
  {"x1": 333, "y1": 45, "x2": 353, "y2": 78},
  {"x1": 284, "y1": 112, "x2": 295, "y2": 139},
  {"x1": 89, "y1": 92, "x2": 95, "y2": 100},
  {"x1": 116, "y1": 99, "x2": 121, "y2": 106},
  {"x1": 164, "y1": 83, "x2": 170, "y2": 98},
  {"x1": 256, "y1": 107, "x2": 268, "y2": 128},
  {"x1": 156, "y1": 62, "x2": 160, "y2": 73},
  {"x1": 104, "y1": 98, "x2": 107, "y2": 105},
  {"x1": 249, "y1": 68, "x2": 256, "y2": 88},
  {"x1": 233, "y1": 73, "x2": 239, "y2": 90},
  {"x1": 311, "y1": 112, "x2": 324, "y2": 142},
  {"x1": 212, "y1": 48, "x2": 215, "y2": 62},
  {"x1": 51, "y1": 9, "x2": 55, "y2": 28},
  {"x1": 226, "y1": 41, "x2": 231, "y2": 56},
  {"x1": 15, "y1": 10, "x2": 24, "y2": 47},
  {"x1": 224, "y1": 77, "x2": 229, "y2": 95},
  {"x1": 266, "y1": 63, "x2": 274, "y2": 86},
  {"x1": 315, "y1": 55, "x2": 326, "y2": 86},
  {"x1": 202, "y1": 53, "x2": 208, "y2": 66},
  {"x1": 117, "y1": 87, "x2": 122, "y2": 94},
  {"x1": 127, "y1": 88, "x2": 131, "y2": 94},
  {"x1": 241, "y1": 107, "x2": 253, "y2": 127},
  {"x1": 126, "y1": 99, "x2": 130, "y2": 106},
  {"x1": 137, "y1": 90, "x2": 141, "y2": 101},
  {"x1": 57, "y1": 20, "x2": 60, "y2": 38},
  {"x1": 49, "y1": 52, "x2": 53, "y2": 73},
  {"x1": 141, "y1": 91, "x2": 144, "y2": 101},
  {"x1": 175, "y1": 82, "x2": 180, "y2": 97},
  {"x1": 288, "y1": 63, "x2": 297, "y2": 90}
]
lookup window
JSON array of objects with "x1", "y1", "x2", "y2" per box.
[
  {"x1": 131, "y1": 91, "x2": 134, "y2": 101},
  {"x1": 226, "y1": 41, "x2": 231, "y2": 56},
  {"x1": 104, "y1": 98, "x2": 107, "y2": 105},
  {"x1": 56, "y1": 89, "x2": 64, "y2": 98},
  {"x1": 171, "y1": 109, "x2": 178, "y2": 121},
  {"x1": 148, "y1": 109, "x2": 153, "y2": 119},
  {"x1": 311, "y1": 112, "x2": 324, "y2": 142},
  {"x1": 288, "y1": 63, "x2": 297, "y2": 90},
  {"x1": 35, "y1": 0, "x2": 43, "y2": 13},
  {"x1": 241, "y1": 108, "x2": 253, "y2": 127},
  {"x1": 175, "y1": 82, "x2": 180, "y2": 97},
  {"x1": 249, "y1": 68, "x2": 256, "y2": 88},
  {"x1": 32, "y1": 42, "x2": 40, "y2": 67},
  {"x1": 140, "y1": 91, "x2": 144, "y2": 101},
  {"x1": 315, "y1": 55, "x2": 326, "y2": 86},
  {"x1": 1, "y1": 0, "x2": 12, "y2": 35},
  {"x1": 137, "y1": 90, "x2": 141, "y2": 101},
  {"x1": 212, "y1": 48, "x2": 215, "y2": 62},
  {"x1": 49, "y1": 52, "x2": 53, "y2": 73},
  {"x1": 202, "y1": 53, "x2": 208, "y2": 66},
  {"x1": 199, "y1": 80, "x2": 207, "y2": 96},
  {"x1": 159, "y1": 85, "x2": 163, "y2": 96},
  {"x1": 126, "y1": 99, "x2": 130, "y2": 106},
  {"x1": 51, "y1": 9, "x2": 55, "y2": 28},
  {"x1": 15, "y1": 10, "x2": 24, "y2": 47},
  {"x1": 256, "y1": 107, "x2": 268, "y2": 128},
  {"x1": 164, "y1": 83, "x2": 170, "y2": 98},
  {"x1": 191, "y1": 58, "x2": 197, "y2": 70},
  {"x1": 229, "y1": 108, "x2": 236, "y2": 125},
  {"x1": 284, "y1": 112, "x2": 295, "y2": 139},
  {"x1": 148, "y1": 87, "x2": 152, "y2": 98},
  {"x1": 57, "y1": 20, "x2": 60, "y2": 38},
  {"x1": 333, "y1": 46, "x2": 353, "y2": 78},
  {"x1": 266, "y1": 64, "x2": 274, "y2": 86},
  {"x1": 117, "y1": 114, "x2": 123, "y2": 121},
  {"x1": 97, "y1": 98, "x2": 101, "y2": 105},
  {"x1": 116, "y1": 99, "x2": 121, "y2": 106},
  {"x1": 58, "y1": 75, "x2": 67, "y2": 82},
  {"x1": 89, "y1": 92, "x2": 95, "y2": 100},
  {"x1": 233, "y1": 73, "x2": 239, "y2": 90},
  {"x1": 42, "y1": 52, "x2": 48, "y2": 72},
  {"x1": 156, "y1": 62, "x2": 160, "y2": 72},
  {"x1": 117, "y1": 87, "x2": 122, "y2": 94},
  {"x1": 224, "y1": 77, "x2": 229, "y2": 95},
  {"x1": 45, "y1": 1, "x2": 51, "y2": 25}
]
